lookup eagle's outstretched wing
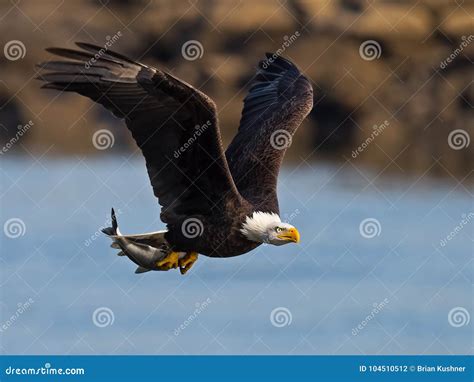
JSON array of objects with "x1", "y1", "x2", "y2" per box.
[
  {"x1": 225, "y1": 53, "x2": 313, "y2": 212},
  {"x1": 38, "y1": 43, "x2": 241, "y2": 226}
]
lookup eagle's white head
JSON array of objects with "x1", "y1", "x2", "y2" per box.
[{"x1": 240, "y1": 211, "x2": 300, "y2": 246}]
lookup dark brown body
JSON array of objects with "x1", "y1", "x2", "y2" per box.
[{"x1": 165, "y1": 199, "x2": 261, "y2": 258}]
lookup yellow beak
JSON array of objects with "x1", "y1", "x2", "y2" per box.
[{"x1": 277, "y1": 227, "x2": 300, "y2": 243}]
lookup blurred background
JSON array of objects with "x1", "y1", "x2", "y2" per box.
[
  {"x1": 0, "y1": 0, "x2": 472, "y2": 356},
  {"x1": 1, "y1": 0, "x2": 473, "y2": 176}
]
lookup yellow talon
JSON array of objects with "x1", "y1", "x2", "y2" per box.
[
  {"x1": 156, "y1": 251, "x2": 179, "y2": 270},
  {"x1": 179, "y1": 252, "x2": 198, "y2": 275}
]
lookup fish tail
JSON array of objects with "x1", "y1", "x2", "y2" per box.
[{"x1": 101, "y1": 208, "x2": 118, "y2": 236}]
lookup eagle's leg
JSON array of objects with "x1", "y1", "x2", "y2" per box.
[
  {"x1": 179, "y1": 252, "x2": 198, "y2": 275},
  {"x1": 156, "y1": 251, "x2": 179, "y2": 270}
]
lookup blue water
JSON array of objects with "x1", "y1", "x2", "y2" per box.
[{"x1": 0, "y1": 157, "x2": 472, "y2": 355}]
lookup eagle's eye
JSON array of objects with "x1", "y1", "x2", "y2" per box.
[{"x1": 275, "y1": 227, "x2": 283, "y2": 233}]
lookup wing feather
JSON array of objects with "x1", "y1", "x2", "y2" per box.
[
  {"x1": 38, "y1": 43, "x2": 242, "y2": 229},
  {"x1": 225, "y1": 53, "x2": 313, "y2": 211}
]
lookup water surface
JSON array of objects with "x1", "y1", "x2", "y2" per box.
[{"x1": 1, "y1": 157, "x2": 471, "y2": 355}]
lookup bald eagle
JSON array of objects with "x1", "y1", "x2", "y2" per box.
[{"x1": 38, "y1": 43, "x2": 313, "y2": 275}]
